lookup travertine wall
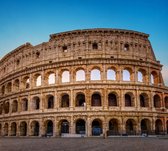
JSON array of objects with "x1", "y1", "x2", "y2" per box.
[{"x1": 0, "y1": 28, "x2": 168, "y2": 137}]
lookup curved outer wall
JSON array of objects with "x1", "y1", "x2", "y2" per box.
[{"x1": 0, "y1": 28, "x2": 168, "y2": 137}]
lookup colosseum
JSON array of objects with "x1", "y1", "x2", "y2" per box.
[{"x1": 0, "y1": 28, "x2": 168, "y2": 137}]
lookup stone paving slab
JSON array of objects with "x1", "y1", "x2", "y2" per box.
[{"x1": 0, "y1": 137, "x2": 167, "y2": 151}]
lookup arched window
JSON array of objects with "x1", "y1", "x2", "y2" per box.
[
  {"x1": 91, "y1": 93, "x2": 101, "y2": 106},
  {"x1": 4, "y1": 102, "x2": 9, "y2": 114},
  {"x1": 60, "y1": 120, "x2": 69, "y2": 134},
  {"x1": 153, "y1": 94, "x2": 161, "y2": 108},
  {"x1": 92, "y1": 119, "x2": 102, "y2": 136},
  {"x1": 137, "y1": 71, "x2": 143, "y2": 82},
  {"x1": 30, "y1": 121, "x2": 39, "y2": 136},
  {"x1": 155, "y1": 119, "x2": 163, "y2": 134},
  {"x1": 109, "y1": 119, "x2": 119, "y2": 135},
  {"x1": 92, "y1": 43, "x2": 98, "y2": 49},
  {"x1": 125, "y1": 93, "x2": 134, "y2": 107},
  {"x1": 108, "y1": 93, "x2": 117, "y2": 106},
  {"x1": 126, "y1": 119, "x2": 136, "y2": 135},
  {"x1": 123, "y1": 69, "x2": 131, "y2": 81},
  {"x1": 6, "y1": 82, "x2": 12, "y2": 93},
  {"x1": 141, "y1": 119, "x2": 151, "y2": 133},
  {"x1": 11, "y1": 122, "x2": 17, "y2": 136},
  {"x1": 46, "y1": 95, "x2": 54, "y2": 109},
  {"x1": 21, "y1": 98, "x2": 28, "y2": 111},
  {"x1": 62, "y1": 70, "x2": 70, "y2": 83},
  {"x1": 20, "y1": 121, "x2": 27, "y2": 136},
  {"x1": 107, "y1": 69, "x2": 116, "y2": 80},
  {"x1": 124, "y1": 43, "x2": 129, "y2": 51},
  {"x1": 48, "y1": 73, "x2": 55, "y2": 84},
  {"x1": 61, "y1": 94, "x2": 69, "y2": 107},
  {"x1": 140, "y1": 93, "x2": 149, "y2": 107},
  {"x1": 4, "y1": 123, "x2": 8, "y2": 136},
  {"x1": 1, "y1": 85, "x2": 5, "y2": 95},
  {"x1": 76, "y1": 69, "x2": 85, "y2": 81},
  {"x1": 23, "y1": 76, "x2": 30, "y2": 89},
  {"x1": 91, "y1": 69, "x2": 101, "y2": 80},
  {"x1": 46, "y1": 120, "x2": 53, "y2": 136},
  {"x1": 150, "y1": 74, "x2": 154, "y2": 84},
  {"x1": 13, "y1": 79, "x2": 19, "y2": 91},
  {"x1": 32, "y1": 96, "x2": 40, "y2": 110},
  {"x1": 151, "y1": 71, "x2": 158, "y2": 85},
  {"x1": 76, "y1": 93, "x2": 85, "y2": 107},
  {"x1": 76, "y1": 119, "x2": 86, "y2": 134},
  {"x1": 35, "y1": 75, "x2": 42, "y2": 86},
  {"x1": 165, "y1": 96, "x2": 168, "y2": 109},
  {"x1": 12, "y1": 100, "x2": 18, "y2": 113}
]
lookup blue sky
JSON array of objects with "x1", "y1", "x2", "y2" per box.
[{"x1": 0, "y1": 0, "x2": 168, "y2": 85}]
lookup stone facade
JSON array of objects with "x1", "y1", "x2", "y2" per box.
[{"x1": 0, "y1": 28, "x2": 168, "y2": 137}]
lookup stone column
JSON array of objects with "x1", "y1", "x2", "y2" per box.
[
  {"x1": 70, "y1": 89, "x2": 74, "y2": 111},
  {"x1": 87, "y1": 117, "x2": 91, "y2": 136}
]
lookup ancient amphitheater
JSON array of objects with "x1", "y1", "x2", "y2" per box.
[{"x1": 0, "y1": 28, "x2": 168, "y2": 137}]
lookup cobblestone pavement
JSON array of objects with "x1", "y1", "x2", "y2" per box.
[{"x1": 0, "y1": 137, "x2": 168, "y2": 151}]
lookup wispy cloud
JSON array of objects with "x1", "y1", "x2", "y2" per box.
[{"x1": 161, "y1": 66, "x2": 168, "y2": 86}]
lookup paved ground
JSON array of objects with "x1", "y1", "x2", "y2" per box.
[{"x1": 0, "y1": 137, "x2": 168, "y2": 151}]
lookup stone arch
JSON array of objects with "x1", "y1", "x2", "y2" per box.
[
  {"x1": 30, "y1": 121, "x2": 40, "y2": 136},
  {"x1": 47, "y1": 72, "x2": 55, "y2": 85},
  {"x1": 90, "y1": 68, "x2": 101, "y2": 80},
  {"x1": 61, "y1": 70, "x2": 70, "y2": 83},
  {"x1": 107, "y1": 68, "x2": 116, "y2": 80},
  {"x1": 75, "y1": 93, "x2": 85, "y2": 107},
  {"x1": 1, "y1": 85, "x2": 5, "y2": 95},
  {"x1": 108, "y1": 118, "x2": 119, "y2": 135},
  {"x1": 108, "y1": 92, "x2": 118, "y2": 106},
  {"x1": 0, "y1": 103, "x2": 3, "y2": 114},
  {"x1": 123, "y1": 67, "x2": 132, "y2": 81},
  {"x1": 61, "y1": 93, "x2": 69, "y2": 107},
  {"x1": 126, "y1": 119, "x2": 136, "y2": 135},
  {"x1": 151, "y1": 71, "x2": 158, "y2": 85},
  {"x1": 20, "y1": 121, "x2": 27, "y2": 136},
  {"x1": 46, "y1": 94, "x2": 54, "y2": 109},
  {"x1": 13, "y1": 79, "x2": 20, "y2": 91},
  {"x1": 34, "y1": 73, "x2": 42, "y2": 87},
  {"x1": 21, "y1": 98, "x2": 28, "y2": 111},
  {"x1": 59, "y1": 119, "x2": 69, "y2": 134},
  {"x1": 164, "y1": 96, "x2": 168, "y2": 109},
  {"x1": 4, "y1": 101, "x2": 10, "y2": 114},
  {"x1": 125, "y1": 92, "x2": 134, "y2": 107},
  {"x1": 76, "y1": 69, "x2": 85, "y2": 81},
  {"x1": 45, "y1": 120, "x2": 53, "y2": 136},
  {"x1": 75, "y1": 119, "x2": 86, "y2": 134},
  {"x1": 155, "y1": 119, "x2": 163, "y2": 134},
  {"x1": 139, "y1": 93, "x2": 149, "y2": 107},
  {"x1": 137, "y1": 69, "x2": 146, "y2": 83},
  {"x1": 153, "y1": 94, "x2": 161, "y2": 108},
  {"x1": 6, "y1": 82, "x2": 12, "y2": 93},
  {"x1": 4, "y1": 123, "x2": 8, "y2": 136},
  {"x1": 140, "y1": 119, "x2": 151, "y2": 134},
  {"x1": 23, "y1": 76, "x2": 30, "y2": 89},
  {"x1": 32, "y1": 96, "x2": 40, "y2": 110},
  {"x1": 12, "y1": 100, "x2": 18, "y2": 113},
  {"x1": 0, "y1": 123, "x2": 2, "y2": 136},
  {"x1": 91, "y1": 92, "x2": 101, "y2": 106},
  {"x1": 92, "y1": 118, "x2": 102, "y2": 136},
  {"x1": 11, "y1": 122, "x2": 17, "y2": 136}
]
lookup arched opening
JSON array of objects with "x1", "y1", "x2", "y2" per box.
[
  {"x1": 1, "y1": 85, "x2": 5, "y2": 95},
  {"x1": 92, "y1": 42, "x2": 98, "y2": 49},
  {"x1": 76, "y1": 119, "x2": 86, "y2": 134},
  {"x1": 62, "y1": 70, "x2": 70, "y2": 83},
  {"x1": 108, "y1": 119, "x2": 119, "y2": 135},
  {"x1": 11, "y1": 122, "x2": 17, "y2": 136},
  {"x1": 165, "y1": 96, "x2": 168, "y2": 109},
  {"x1": 76, "y1": 93, "x2": 85, "y2": 107},
  {"x1": 123, "y1": 69, "x2": 131, "y2": 81},
  {"x1": 13, "y1": 79, "x2": 19, "y2": 91},
  {"x1": 4, "y1": 123, "x2": 8, "y2": 136},
  {"x1": 0, "y1": 104, "x2": 3, "y2": 114},
  {"x1": 31, "y1": 121, "x2": 39, "y2": 136},
  {"x1": 12, "y1": 100, "x2": 18, "y2": 113},
  {"x1": 4, "y1": 102, "x2": 9, "y2": 114},
  {"x1": 107, "y1": 69, "x2": 116, "y2": 80},
  {"x1": 125, "y1": 93, "x2": 134, "y2": 107},
  {"x1": 6, "y1": 82, "x2": 12, "y2": 93},
  {"x1": 141, "y1": 119, "x2": 151, "y2": 134},
  {"x1": 35, "y1": 74, "x2": 42, "y2": 87},
  {"x1": 0, "y1": 124, "x2": 2, "y2": 136},
  {"x1": 155, "y1": 119, "x2": 163, "y2": 135},
  {"x1": 140, "y1": 93, "x2": 149, "y2": 107},
  {"x1": 91, "y1": 93, "x2": 101, "y2": 106},
  {"x1": 61, "y1": 94, "x2": 69, "y2": 107},
  {"x1": 48, "y1": 73, "x2": 55, "y2": 85},
  {"x1": 46, "y1": 120, "x2": 53, "y2": 136},
  {"x1": 46, "y1": 95, "x2": 54, "y2": 109},
  {"x1": 21, "y1": 98, "x2": 28, "y2": 111},
  {"x1": 60, "y1": 120, "x2": 69, "y2": 134},
  {"x1": 23, "y1": 76, "x2": 30, "y2": 89},
  {"x1": 92, "y1": 119, "x2": 102, "y2": 136},
  {"x1": 126, "y1": 119, "x2": 136, "y2": 135},
  {"x1": 76, "y1": 69, "x2": 85, "y2": 81},
  {"x1": 153, "y1": 94, "x2": 161, "y2": 108},
  {"x1": 124, "y1": 43, "x2": 129, "y2": 51},
  {"x1": 20, "y1": 121, "x2": 27, "y2": 136},
  {"x1": 91, "y1": 69, "x2": 101, "y2": 80},
  {"x1": 32, "y1": 96, "x2": 40, "y2": 110},
  {"x1": 108, "y1": 93, "x2": 117, "y2": 106},
  {"x1": 137, "y1": 71, "x2": 143, "y2": 82},
  {"x1": 151, "y1": 71, "x2": 158, "y2": 85}
]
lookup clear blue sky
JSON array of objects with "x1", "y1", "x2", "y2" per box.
[{"x1": 0, "y1": 0, "x2": 168, "y2": 85}]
